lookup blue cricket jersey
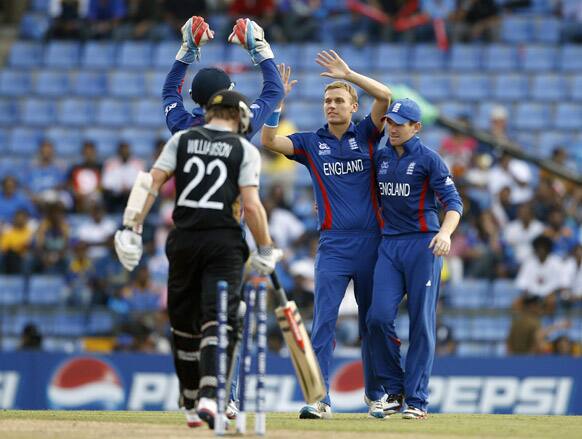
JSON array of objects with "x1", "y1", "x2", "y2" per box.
[
  {"x1": 162, "y1": 59, "x2": 284, "y2": 140},
  {"x1": 375, "y1": 135, "x2": 463, "y2": 236},
  {"x1": 287, "y1": 115, "x2": 383, "y2": 232}
]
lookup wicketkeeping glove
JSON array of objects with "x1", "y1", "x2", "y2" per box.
[
  {"x1": 228, "y1": 18, "x2": 274, "y2": 65},
  {"x1": 175, "y1": 16, "x2": 213, "y2": 64},
  {"x1": 250, "y1": 246, "x2": 283, "y2": 275},
  {"x1": 114, "y1": 229, "x2": 143, "y2": 272}
]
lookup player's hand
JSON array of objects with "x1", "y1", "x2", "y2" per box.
[
  {"x1": 228, "y1": 18, "x2": 274, "y2": 65},
  {"x1": 250, "y1": 246, "x2": 284, "y2": 275},
  {"x1": 317, "y1": 50, "x2": 352, "y2": 80},
  {"x1": 175, "y1": 16, "x2": 214, "y2": 64},
  {"x1": 114, "y1": 229, "x2": 143, "y2": 272},
  {"x1": 429, "y1": 231, "x2": 451, "y2": 257},
  {"x1": 278, "y1": 63, "x2": 298, "y2": 98}
]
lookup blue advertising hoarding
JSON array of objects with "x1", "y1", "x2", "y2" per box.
[{"x1": 1, "y1": 352, "x2": 581, "y2": 414}]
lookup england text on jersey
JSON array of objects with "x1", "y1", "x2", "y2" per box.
[
  {"x1": 378, "y1": 181, "x2": 411, "y2": 197},
  {"x1": 187, "y1": 139, "x2": 233, "y2": 158},
  {"x1": 322, "y1": 159, "x2": 364, "y2": 176}
]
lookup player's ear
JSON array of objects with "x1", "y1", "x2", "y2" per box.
[
  {"x1": 414, "y1": 121, "x2": 422, "y2": 133},
  {"x1": 351, "y1": 101, "x2": 359, "y2": 113}
]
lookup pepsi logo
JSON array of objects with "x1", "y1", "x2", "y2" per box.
[
  {"x1": 329, "y1": 360, "x2": 365, "y2": 410},
  {"x1": 47, "y1": 357, "x2": 125, "y2": 410}
]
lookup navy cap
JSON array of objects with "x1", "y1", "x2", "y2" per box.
[
  {"x1": 190, "y1": 67, "x2": 234, "y2": 107},
  {"x1": 384, "y1": 98, "x2": 422, "y2": 125}
]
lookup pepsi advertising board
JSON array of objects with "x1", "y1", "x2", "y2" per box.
[{"x1": 1, "y1": 352, "x2": 582, "y2": 415}]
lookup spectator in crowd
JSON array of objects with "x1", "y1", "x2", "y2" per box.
[
  {"x1": 86, "y1": 0, "x2": 127, "y2": 39},
  {"x1": 162, "y1": 0, "x2": 207, "y2": 35},
  {"x1": 68, "y1": 141, "x2": 102, "y2": 213},
  {"x1": 0, "y1": 209, "x2": 34, "y2": 274},
  {"x1": 66, "y1": 240, "x2": 98, "y2": 306},
  {"x1": 503, "y1": 203, "x2": 546, "y2": 265},
  {"x1": 49, "y1": 0, "x2": 88, "y2": 39},
  {"x1": 551, "y1": 334, "x2": 581, "y2": 356},
  {"x1": 19, "y1": 323, "x2": 43, "y2": 350},
  {"x1": 514, "y1": 235, "x2": 563, "y2": 313},
  {"x1": 228, "y1": 0, "x2": 277, "y2": 40},
  {"x1": 101, "y1": 142, "x2": 145, "y2": 212},
  {"x1": 114, "y1": 0, "x2": 167, "y2": 40},
  {"x1": 488, "y1": 152, "x2": 533, "y2": 205},
  {"x1": 507, "y1": 296, "x2": 547, "y2": 355},
  {"x1": 559, "y1": 0, "x2": 582, "y2": 43},
  {"x1": 32, "y1": 201, "x2": 70, "y2": 274},
  {"x1": 275, "y1": 0, "x2": 320, "y2": 42},
  {"x1": 265, "y1": 186, "x2": 306, "y2": 250},
  {"x1": 0, "y1": 176, "x2": 36, "y2": 227},
  {"x1": 125, "y1": 265, "x2": 162, "y2": 313},
  {"x1": 543, "y1": 208, "x2": 578, "y2": 256},
  {"x1": 439, "y1": 115, "x2": 478, "y2": 177},
  {"x1": 453, "y1": 0, "x2": 500, "y2": 42},
  {"x1": 93, "y1": 235, "x2": 131, "y2": 298},
  {"x1": 463, "y1": 153, "x2": 493, "y2": 209},
  {"x1": 435, "y1": 320, "x2": 457, "y2": 356},
  {"x1": 27, "y1": 140, "x2": 68, "y2": 208},
  {"x1": 76, "y1": 201, "x2": 117, "y2": 259},
  {"x1": 562, "y1": 244, "x2": 582, "y2": 306},
  {"x1": 488, "y1": 105, "x2": 510, "y2": 143}
]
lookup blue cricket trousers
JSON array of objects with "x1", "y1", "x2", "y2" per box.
[
  {"x1": 366, "y1": 234, "x2": 442, "y2": 411},
  {"x1": 311, "y1": 231, "x2": 381, "y2": 406}
]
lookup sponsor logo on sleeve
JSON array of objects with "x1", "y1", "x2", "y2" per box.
[{"x1": 164, "y1": 102, "x2": 177, "y2": 116}]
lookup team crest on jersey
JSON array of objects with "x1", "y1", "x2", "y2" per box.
[
  {"x1": 379, "y1": 160, "x2": 390, "y2": 175},
  {"x1": 318, "y1": 142, "x2": 331, "y2": 155},
  {"x1": 406, "y1": 162, "x2": 416, "y2": 175},
  {"x1": 445, "y1": 176, "x2": 454, "y2": 186},
  {"x1": 165, "y1": 102, "x2": 177, "y2": 116},
  {"x1": 348, "y1": 138, "x2": 359, "y2": 150}
]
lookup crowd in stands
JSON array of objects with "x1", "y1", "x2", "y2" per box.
[{"x1": 0, "y1": 0, "x2": 581, "y2": 355}]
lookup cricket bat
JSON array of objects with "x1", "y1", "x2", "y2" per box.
[{"x1": 270, "y1": 271, "x2": 326, "y2": 404}]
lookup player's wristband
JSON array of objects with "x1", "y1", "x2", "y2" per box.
[
  {"x1": 258, "y1": 245, "x2": 273, "y2": 256},
  {"x1": 264, "y1": 108, "x2": 282, "y2": 128}
]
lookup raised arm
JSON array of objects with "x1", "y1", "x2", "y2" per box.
[{"x1": 317, "y1": 50, "x2": 391, "y2": 129}]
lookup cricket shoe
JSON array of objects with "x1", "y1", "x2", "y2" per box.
[
  {"x1": 367, "y1": 400, "x2": 386, "y2": 419},
  {"x1": 364, "y1": 393, "x2": 403, "y2": 416},
  {"x1": 184, "y1": 408, "x2": 204, "y2": 428},
  {"x1": 299, "y1": 401, "x2": 332, "y2": 419},
  {"x1": 197, "y1": 397, "x2": 217, "y2": 429},
  {"x1": 402, "y1": 406, "x2": 428, "y2": 420},
  {"x1": 225, "y1": 400, "x2": 238, "y2": 420}
]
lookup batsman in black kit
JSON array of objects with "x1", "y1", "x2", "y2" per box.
[{"x1": 114, "y1": 90, "x2": 282, "y2": 429}]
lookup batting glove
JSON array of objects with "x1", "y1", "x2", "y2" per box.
[
  {"x1": 175, "y1": 16, "x2": 214, "y2": 64},
  {"x1": 228, "y1": 18, "x2": 274, "y2": 65},
  {"x1": 250, "y1": 246, "x2": 283, "y2": 275},
  {"x1": 114, "y1": 229, "x2": 143, "y2": 272}
]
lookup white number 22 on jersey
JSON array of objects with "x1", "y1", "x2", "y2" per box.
[{"x1": 177, "y1": 157, "x2": 227, "y2": 210}]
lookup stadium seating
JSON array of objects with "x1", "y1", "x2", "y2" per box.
[
  {"x1": 492, "y1": 74, "x2": 529, "y2": 101},
  {"x1": 81, "y1": 41, "x2": 117, "y2": 69},
  {"x1": 553, "y1": 103, "x2": 582, "y2": 130},
  {"x1": 28, "y1": 275, "x2": 67, "y2": 305},
  {"x1": 95, "y1": 98, "x2": 131, "y2": 127},
  {"x1": 445, "y1": 280, "x2": 490, "y2": 309},
  {"x1": 514, "y1": 102, "x2": 549, "y2": 130},
  {"x1": 20, "y1": 98, "x2": 55, "y2": 126},
  {"x1": 530, "y1": 74, "x2": 567, "y2": 101},
  {"x1": 117, "y1": 42, "x2": 153, "y2": 68},
  {"x1": 454, "y1": 74, "x2": 492, "y2": 101},
  {"x1": 483, "y1": 45, "x2": 518, "y2": 71},
  {"x1": 0, "y1": 100, "x2": 17, "y2": 125},
  {"x1": 71, "y1": 71, "x2": 108, "y2": 97},
  {"x1": 500, "y1": 16, "x2": 531, "y2": 44},
  {"x1": 57, "y1": 98, "x2": 94, "y2": 126},
  {"x1": 560, "y1": 45, "x2": 582, "y2": 72},
  {"x1": 0, "y1": 70, "x2": 32, "y2": 96},
  {"x1": 45, "y1": 127, "x2": 83, "y2": 156},
  {"x1": 375, "y1": 44, "x2": 409, "y2": 71},
  {"x1": 412, "y1": 45, "x2": 446, "y2": 71},
  {"x1": 34, "y1": 70, "x2": 71, "y2": 96},
  {"x1": 448, "y1": 45, "x2": 481, "y2": 71},
  {"x1": 43, "y1": 41, "x2": 81, "y2": 69},
  {"x1": 7, "y1": 41, "x2": 42, "y2": 68},
  {"x1": 108, "y1": 71, "x2": 146, "y2": 98},
  {"x1": 0, "y1": 275, "x2": 26, "y2": 305}
]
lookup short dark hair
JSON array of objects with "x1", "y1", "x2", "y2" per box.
[{"x1": 532, "y1": 235, "x2": 553, "y2": 253}]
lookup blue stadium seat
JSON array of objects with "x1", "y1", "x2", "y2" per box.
[
  {"x1": 20, "y1": 98, "x2": 55, "y2": 126},
  {"x1": 445, "y1": 279, "x2": 490, "y2": 308},
  {"x1": 95, "y1": 99, "x2": 131, "y2": 127},
  {"x1": 58, "y1": 98, "x2": 94, "y2": 126},
  {"x1": 0, "y1": 100, "x2": 17, "y2": 125},
  {"x1": 269, "y1": 44, "x2": 301, "y2": 68},
  {"x1": 294, "y1": 73, "x2": 327, "y2": 100},
  {"x1": 296, "y1": 43, "x2": 327, "y2": 71},
  {"x1": 532, "y1": 17, "x2": 561, "y2": 44},
  {"x1": 83, "y1": 127, "x2": 119, "y2": 157},
  {"x1": 475, "y1": 102, "x2": 509, "y2": 130},
  {"x1": 422, "y1": 128, "x2": 448, "y2": 150},
  {"x1": 87, "y1": 309, "x2": 115, "y2": 334},
  {"x1": 52, "y1": 311, "x2": 86, "y2": 336},
  {"x1": 500, "y1": 16, "x2": 531, "y2": 43},
  {"x1": 537, "y1": 131, "x2": 570, "y2": 156},
  {"x1": 416, "y1": 74, "x2": 450, "y2": 101},
  {"x1": 456, "y1": 342, "x2": 492, "y2": 356},
  {"x1": 117, "y1": 41, "x2": 153, "y2": 68},
  {"x1": 412, "y1": 45, "x2": 445, "y2": 71},
  {"x1": 81, "y1": 41, "x2": 117, "y2": 69},
  {"x1": 572, "y1": 75, "x2": 582, "y2": 101},
  {"x1": 0, "y1": 70, "x2": 32, "y2": 97},
  {"x1": 438, "y1": 102, "x2": 473, "y2": 120},
  {"x1": 514, "y1": 102, "x2": 549, "y2": 130},
  {"x1": 448, "y1": 44, "x2": 481, "y2": 71},
  {"x1": 491, "y1": 279, "x2": 521, "y2": 308},
  {"x1": 7, "y1": 127, "x2": 42, "y2": 155},
  {"x1": 285, "y1": 101, "x2": 321, "y2": 131},
  {"x1": 196, "y1": 45, "x2": 229, "y2": 68},
  {"x1": 152, "y1": 41, "x2": 177, "y2": 68},
  {"x1": 0, "y1": 128, "x2": 7, "y2": 152},
  {"x1": 0, "y1": 275, "x2": 26, "y2": 305},
  {"x1": 19, "y1": 13, "x2": 50, "y2": 40},
  {"x1": 492, "y1": 74, "x2": 529, "y2": 101},
  {"x1": 132, "y1": 99, "x2": 163, "y2": 128},
  {"x1": 43, "y1": 41, "x2": 81, "y2": 68},
  {"x1": 375, "y1": 44, "x2": 409, "y2": 71},
  {"x1": 29, "y1": 275, "x2": 66, "y2": 305},
  {"x1": 521, "y1": 46, "x2": 556, "y2": 72},
  {"x1": 530, "y1": 74, "x2": 567, "y2": 101},
  {"x1": 230, "y1": 72, "x2": 262, "y2": 99},
  {"x1": 483, "y1": 45, "x2": 517, "y2": 71},
  {"x1": 8, "y1": 41, "x2": 43, "y2": 68},
  {"x1": 335, "y1": 44, "x2": 374, "y2": 72},
  {"x1": 471, "y1": 316, "x2": 511, "y2": 342},
  {"x1": 30, "y1": 0, "x2": 50, "y2": 13},
  {"x1": 34, "y1": 71, "x2": 71, "y2": 96},
  {"x1": 442, "y1": 316, "x2": 472, "y2": 341},
  {"x1": 71, "y1": 71, "x2": 107, "y2": 97},
  {"x1": 146, "y1": 70, "x2": 166, "y2": 97},
  {"x1": 45, "y1": 127, "x2": 83, "y2": 156},
  {"x1": 553, "y1": 103, "x2": 582, "y2": 130},
  {"x1": 120, "y1": 128, "x2": 157, "y2": 157},
  {"x1": 108, "y1": 71, "x2": 146, "y2": 98},
  {"x1": 454, "y1": 74, "x2": 491, "y2": 101},
  {"x1": 559, "y1": 45, "x2": 582, "y2": 72},
  {"x1": 515, "y1": 131, "x2": 537, "y2": 151}
]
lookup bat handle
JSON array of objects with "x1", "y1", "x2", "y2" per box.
[{"x1": 269, "y1": 271, "x2": 289, "y2": 306}]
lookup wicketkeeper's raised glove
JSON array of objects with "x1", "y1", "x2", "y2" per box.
[
  {"x1": 228, "y1": 18, "x2": 274, "y2": 65},
  {"x1": 114, "y1": 229, "x2": 143, "y2": 272},
  {"x1": 176, "y1": 16, "x2": 213, "y2": 64},
  {"x1": 250, "y1": 246, "x2": 283, "y2": 275}
]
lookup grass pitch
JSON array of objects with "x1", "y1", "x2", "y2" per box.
[{"x1": 1, "y1": 410, "x2": 581, "y2": 439}]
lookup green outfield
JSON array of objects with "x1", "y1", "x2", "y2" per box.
[{"x1": 1, "y1": 411, "x2": 582, "y2": 439}]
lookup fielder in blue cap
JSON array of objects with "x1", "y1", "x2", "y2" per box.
[
  {"x1": 366, "y1": 98, "x2": 463, "y2": 420},
  {"x1": 162, "y1": 16, "x2": 284, "y2": 140}
]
